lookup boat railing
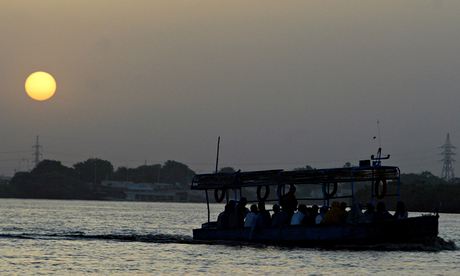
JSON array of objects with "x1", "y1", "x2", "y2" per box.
[{"x1": 191, "y1": 166, "x2": 400, "y2": 190}]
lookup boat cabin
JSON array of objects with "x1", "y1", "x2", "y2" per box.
[
  {"x1": 192, "y1": 163, "x2": 400, "y2": 223},
  {"x1": 190, "y1": 153, "x2": 439, "y2": 245}
]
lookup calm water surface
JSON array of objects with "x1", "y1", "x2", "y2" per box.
[{"x1": 0, "y1": 199, "x2": 458, "y2": 275}]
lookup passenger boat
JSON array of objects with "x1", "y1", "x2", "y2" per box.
[{"x1": 190, "y1": 149, "x2": 439, "y2": 246}]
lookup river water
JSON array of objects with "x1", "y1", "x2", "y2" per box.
[{"x1": 0, "y1": 199, "x2": 458, "y2": 275}]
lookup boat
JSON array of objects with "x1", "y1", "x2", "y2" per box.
[{"x1": 190, "y1": 148, "x2": 439, "y2": 246}]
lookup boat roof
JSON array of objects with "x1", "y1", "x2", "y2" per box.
[{"x1": 191, "y1": 166, "x2": 400, "y2": 190}]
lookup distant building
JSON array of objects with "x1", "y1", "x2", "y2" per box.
[
  {"x1": 100, "y1": 180, "x2": 204, "y2": 202},
  {"x1": 452, "y1": 177, "x2": 460, "y2": 185},
  {"x1": 0, "y1": 176, "x2": 10, "y2": 186}
]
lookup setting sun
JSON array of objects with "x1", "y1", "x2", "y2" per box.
[{"x1": 25, "y1": 71, "x2": 57, "y2": 101}]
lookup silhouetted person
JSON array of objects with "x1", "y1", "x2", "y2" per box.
[
  {"x1": 362, "y1": 202, "x2": 375, "y2": 223},
  {"x1": 217, "y1": 201, "x2": 234, "y2": 229},
  {"x1": 229, "y1": 197, "x2": 249, "y2": 228},
  {"x1": 315, "y1": 206, "x2": 328, "y2": 224},
  {"x1": 394, "y1": 201, "x2": 408, "y2": 220},
  {"x1": 305, "y1": 205, "x2": 319, "y2": 225},
  {"x1": 346, "y1": 203, "x2": 363, "y2": 224},
  {"x1": 374, "y1": 201, "x2": 393, "y2": 221},
  {"x1": 280, "y1": 185, "x2": 298, "y2": 219},
  {"x1": 271, "y1": 204, "x2": 289, "y2": 227},
  {"x1": 256, "y1": 200, "x2": 271, "y2": 228},
  {"x1": 291, "y1": 204, "x2": 307, "y2": 225},
  {"x1": 339, "y1": 202, "x2": 348, "y2": 223},
  {"x1": 244, "y1": 204, "x2": 258, "y2": 228}
]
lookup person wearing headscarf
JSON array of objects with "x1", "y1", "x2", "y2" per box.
[{"x1": 322, "y1": 201, "x2": 343, "y2": 225}]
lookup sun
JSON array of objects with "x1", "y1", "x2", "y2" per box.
[{"x1": 25, "y1": 71, "x2": 57, "y2": 101}]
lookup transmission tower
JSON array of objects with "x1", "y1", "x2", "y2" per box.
[
  {"x1": 32, "y1": 135, "x2": 42, "y2": 167},
  {"x1": 440, "y1": 133, "x2": 455, "y2": 181}
]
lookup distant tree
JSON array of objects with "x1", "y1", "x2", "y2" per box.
[
  {"x1": 219, "y1": 167, "x2": 236, "y2": 173},
  {"x1": 291, "y1": 165, "x2": 315, "y2": 197},
  {"x1": 420, "y1": 171, "x2": 437, "y2": 179},
  {"x1": 73, "y1": 158, "x2": 114, "y2": 184},
  {"x1": 32, "y1": 160, "x2": 75, "y2": 177},
  {"x1": 9, "y1": 172, "x2": 34, "y2": 197},
  {"x1": 354, "y1": 171, "x2": 460, "y2": 213},
  {"x1": 113, "y1": 164, "x2": 162, "y2": 183},
  {"x1": 160, "y1": 160, "x2": 195, "y2": 185},
  {"x1": 113, "y1": 166, "x2": 129, "y2": 181},
  {"x1": 135, "y1": 164, "x2": 161, "y2": 182},
  {"x1": 294, "y1": 165, "x2": 314, "y2": 171},
  {"x1": 8, "y1": 160, "x2": 94, "y2": 199},
  {"x1": 343, "y1": 162, "x2": 352, "y2": 168}
]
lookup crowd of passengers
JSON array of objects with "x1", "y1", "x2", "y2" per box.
[{"x1": 216, "y1": 185, "x2": 408, "y2": 230}]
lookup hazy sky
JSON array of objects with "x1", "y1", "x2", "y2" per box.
[{"x1": 1, "y1": 0, "x2": 460, "y2": 176}]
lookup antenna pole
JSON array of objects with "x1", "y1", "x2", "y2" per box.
[
  {"x1": 215, "y1": 136, "x2": 220, "y2": 173},
  {"x1": 371, "y1": 121, "x2": 390, "y2": 166},
  {"x1": 377, "y1": 120, "x2": 382, "y2": 148}
]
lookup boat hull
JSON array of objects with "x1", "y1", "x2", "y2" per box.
[{"x1": 193, "y1": 215, "x2": 438, "y2": 246}]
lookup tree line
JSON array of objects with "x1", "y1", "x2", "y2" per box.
[
  {"x1": 0, "y1": 158, "x2": 195, "y2": 200},
  {"x1": 359, "y1": 171, "x2": 460, "y2": 213},
  {"x1": 1, "y1": 160, "x2": 459, "y2": 213}
]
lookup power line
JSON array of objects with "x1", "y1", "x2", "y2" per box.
[{"x1": 0, "y1": 150, "x2": 30, "y2": 154}]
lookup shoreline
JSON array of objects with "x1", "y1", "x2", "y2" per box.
[{"x1": 1, "y1": 196, "x2": 458, "y2": 214}]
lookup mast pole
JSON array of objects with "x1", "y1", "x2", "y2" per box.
[
  {"x1": 205, "y1": 189, "x2": 210, "y2": 223},
  {"x1": 205, "y1": 136, "x2": 220, "y2": 225},
  {"x1": 215, "y1": 136, "x2": 220, "y2": 173}
]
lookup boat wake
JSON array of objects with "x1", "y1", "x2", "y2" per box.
[
  {"x1": 0, "y1": 232, "x2": 197, "y2": 244},
  {"x1": 323, "y1": 237, "x2": 458, "y2": 252},
  {"x1": 0, "y1": 232, "x2": 456, "y2": 251}
]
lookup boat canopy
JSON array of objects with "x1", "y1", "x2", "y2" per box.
[{"x1": 191, "y1": 166, "x2": 400, "y2": 190}]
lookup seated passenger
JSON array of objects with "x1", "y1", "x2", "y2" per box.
[
  {"x1": 244, "y1": 204, "x2": 258, "y2": 228},
  {"x1": 238, "y1": 197, "x2": 250, "y2": 222},
  {"x1": 310, "y1": 205, "x2": 319, "y2": 218},
  {"x1": 362, "y1": 202, "x2": 375, "y2": 223},
  {"x1": 217, "y1": 201, "x2": 234, "y2": 229},
  {"x1": 322, "y1": 201, "x2": 342, "y2": 225},
  {"x1": 271, "y1": 204, "x2": 289, "y2": 227},
  {"x1": 346, "y1": 203, "x2": 363, "y2": 224},
  {"x1": 393, "y1": 201, "x2": 408, "y2": 220},
  {"x1": 315, "y1": 206, "x2": 328, "y2": 224},
  {"x1": 291, "y1": 204, "x2": 307, "y2": 225},
  {"x1": 339, "y1": 202, "x2": 348, "y2": 223},
  {"x1": 257, "y1": 200, "x2": 271, "y2": 228},
  {"x1": 303, "y1": 205, "x2": 319, "y2": 225},
  {"x1": 229, "y1": 197, "x2": 249, "y2": 228},
  {"x1": 374, "y1": 201, "x2": 393, "y2": 221}
]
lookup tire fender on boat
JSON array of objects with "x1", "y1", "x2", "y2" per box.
[
  {"x1": 214, "y1": 189, "x2": 226, "y2": 203},
  {"x1": 322, "y1": 182, "x2": 338, "y2": 199},
  {"x1": 276, "y1": 184, "x2": 286, "y2": 199},
  {"x1": 374, "y1": 177, "x2": 387, "y2": 199},
  {"x1": 257, "y1": 185, "x2": 270, "y2": 201}
]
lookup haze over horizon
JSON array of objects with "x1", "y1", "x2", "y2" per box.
[{"x1": 1, "y1": 1, "x2": 460, "y2": 177}]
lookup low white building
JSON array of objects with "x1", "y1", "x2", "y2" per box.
[
  {"x1": 0, "y1": 176, "x2": 10, "y2": 185},
  {"x1": 100, "y1": 180, "x2": 189, "y2": 201}
]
